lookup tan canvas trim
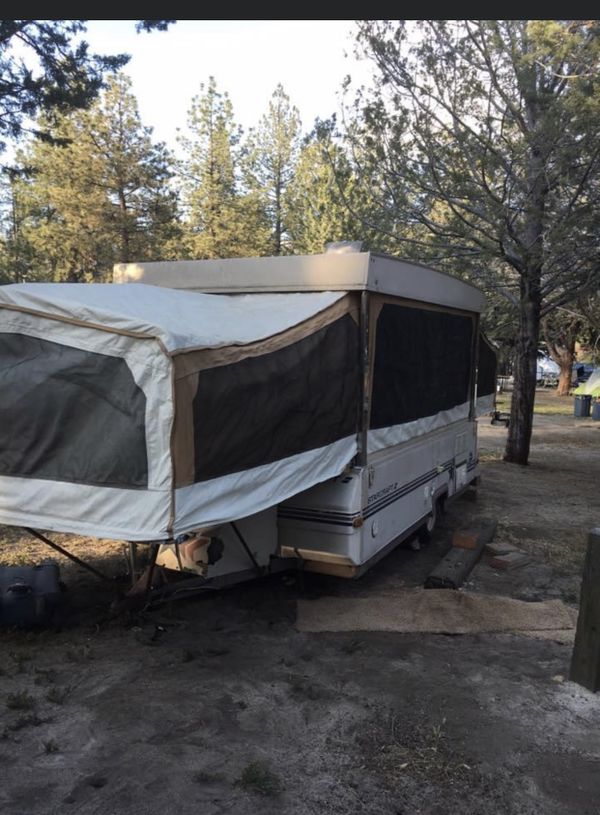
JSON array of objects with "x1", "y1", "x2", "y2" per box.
[
  {"x1": 0, "y1": 302, "x2": 162, "y2": 344},
  {"x1": 368, "y1": 297, "x2": 383, "y2": 387},
  {"x1": 172, "y1": 373, "x2": 200, "y2": 488},
  {"x1": 369, "y1": 293, "x2": 477, "y2": 319},
  {"x1": 172, "y1": 294, "x2": 358, "y2": 379}
]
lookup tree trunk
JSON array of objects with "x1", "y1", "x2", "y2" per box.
[
  {"x1": 504, "y1": 288, "x2": 540, "y2": 465},
  {"x1": 556, "y1": 353, "x2": 575, "y2": 396},
  {"x1": 505, "y1": 86, "x2": 546, "y2": 466},
  {"x1": 544, "y1": 318, "x2": 580, "y2": 397},
  {"x1": 274, "y1": 166, "x2": 282, "y2": 256},
  {"x1": 118, "y1": 186, "x2": 130, "y2": 263}
]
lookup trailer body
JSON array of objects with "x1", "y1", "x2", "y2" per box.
[{"x1": 0, "y1": 251, "x2": 496, "y2": 579}]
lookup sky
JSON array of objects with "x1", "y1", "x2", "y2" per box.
[{"x1": 83, "y1": 20, "x2": 372, "y2": 151}]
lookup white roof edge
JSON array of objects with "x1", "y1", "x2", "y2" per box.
[
  {"x1": 367, "y1": 254, "x2": 485, "y2": 312},
  {"x1": 114, "y1": 253, "x2": 371, "y2": 293},
  {"x1": 114, "y1": 251, "x2": 485, "y2": 313}
]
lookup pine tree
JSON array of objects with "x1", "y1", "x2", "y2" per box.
[
  {"x1": 0, "y1": 167, "x2": 35, "y2": 282},
  {"x1": 349, "y1": 20, "x2": 600, "y2": 464},
  {"x1": 285, "y1": 131, "x2": 361, "y2": 255},
  {"x1": 88, "y1": 74, "x2": 180, "y2": 264},
  {"x1": 244, "y1": 85, "x2": 301, "y2": 255},
  {"x1": 0, "y1": 21, "x2": 172, "y2": 154},
  {"x1": 178, "y1": 78, "x2": 249, "y2": 258},
  {"x1": 15, "y1": 74, "x2": 180, "y2": 281}
]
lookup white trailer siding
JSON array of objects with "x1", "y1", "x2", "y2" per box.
[{"x1": 278, "y1": 419, "x2": 477, "y2": 575}]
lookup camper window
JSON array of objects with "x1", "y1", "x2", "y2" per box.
[
  {"x1": 0, "y1": 333, "x2": 148, "y2": 488},
  {"x1": 191, "y1": 314, "x2": 360, "y2": 481},
  {"x1": 370, "y1": 304, "x2": 474, "y2": 429}
]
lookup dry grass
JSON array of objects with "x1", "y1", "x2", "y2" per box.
[
  {"x1": 358, "y1": 711, "x2": 476, "y2": 788},
  {"x1": 477, "y1": 449, "x2": 504, "y2": 462},
  {"x1": 495, "y1": 520, "x2": 587, "y2": 576},
  {"x1": 495, "y1": 388, "x2": 582, "y2": 417},
  {"x1": 533, "y1": 400, "x2": 581, "y2": 416},
  {"x1": 0, "y1": 528, "x2": 126, "y2": 577}
]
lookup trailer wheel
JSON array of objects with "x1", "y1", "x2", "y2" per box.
[{"x1": 417, "y1": 500, "x2": 439, "y2": 545}]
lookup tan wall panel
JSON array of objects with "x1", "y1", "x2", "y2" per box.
[{"x1": 172, "y1": 373, "x2": 199, "y2": 488}]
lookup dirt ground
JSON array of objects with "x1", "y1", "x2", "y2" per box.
[{"x1": 1, "y1": 390, "x2": 599, "y2": 815}]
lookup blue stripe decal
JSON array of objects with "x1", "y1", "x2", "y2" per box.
[{"x1": 278, "y1": 459, "x2": 455, "y2": 527}]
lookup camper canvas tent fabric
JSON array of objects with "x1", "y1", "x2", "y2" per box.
[
  {"x1": 0, "y1": 256, "x2": 494, "y2": 542},
  {"x1": 573, "y1": 369, "x2": 600, "y2": 398},
  {"x1": 0, "y1": 283, "x2": 359, "y2": 540}
]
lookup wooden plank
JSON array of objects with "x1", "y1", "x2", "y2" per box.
[
  {"x1": 425, "y1": 519, "x2": 497, "y2": 590},
  {"x1": 279, "y1": 546, "x2": 355, "y2": 567},
  {"x1": 452, "y1": 529, "x2": 480, "y2": 550},
  {"x1": 489, "y1": 551, "x2": 532, "y2": 571},
  {"x1": 570, "y1": 529, "x2": 600, "y2": 692},
  {"x1": 302, "y1": 561, "x2": 358, "y2": 579},
  {"x1": 485, "y1": 541, "x2": 521, "y2": 557}
]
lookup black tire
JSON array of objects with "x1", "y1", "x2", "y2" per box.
[{"x1": 417, "y1": 500, "x2": 438, "y2": 544}]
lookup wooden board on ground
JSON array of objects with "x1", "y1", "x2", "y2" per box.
[
  {"x1": 425, "y1": 518, "x2": 497, "y2": 589},
  {"x1": 570, "y1": 528, "x2": 600, "y2": 692},
  {"x1": 485, "y1": 541, "x2": 521, "y2": 557},
  {"x1": 489, "y1": 551, "x2": 532, "y2": 571}
]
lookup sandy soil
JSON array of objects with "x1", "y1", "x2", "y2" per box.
[{"x1": 1, "y1": 390, "x2": 599, "y2": 815}]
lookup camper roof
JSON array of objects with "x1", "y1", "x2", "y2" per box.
[
  {"x1": 113, "y1": 251, "x2": 485, "y2": 313},
  {"x1": 0, "y1": 283, "x2": 344, "y2": 354}
]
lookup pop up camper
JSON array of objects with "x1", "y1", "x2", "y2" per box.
[{"x1": 0, "y1": 251, "x2": 496, "y2": 584}]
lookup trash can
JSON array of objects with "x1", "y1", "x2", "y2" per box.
[
  {"x1": 592, "y1": 401, "x2": 600, "y2": 421},
  {"x1": 574, "y1": 394, "x2": 592, "y2": 417}
]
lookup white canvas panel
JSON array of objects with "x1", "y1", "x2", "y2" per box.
[
  {"x1": 0, "y1": 284, "x2": 345, "y2": 353},
  {"x1": 368, "y1": 402, "x2": 471, "y2": 453},
  {"x1": 476, "y1": 393, "x2": 495, "y2": 416},
  {"x1": 0, "y1": 307, "x2": 142, "y2": 356},
  {"x1": 0, "y1": 475, "x2": 171, "y2": 541},
  {"x1": 0, "y1": 310, "x2": 173, "y2": 490},
  {"x1": 173, "y1": 436, "x2": 358, "y2": 534}
]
